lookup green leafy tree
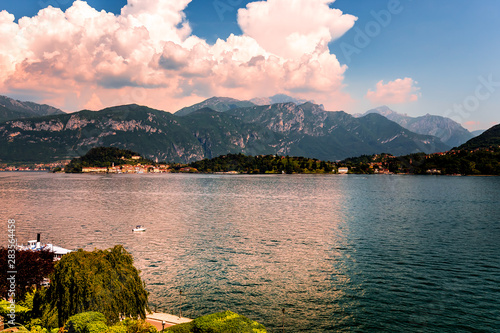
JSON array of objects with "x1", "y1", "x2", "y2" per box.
[
  {"x1": 46, "y1": 246, "x2": 149, "y2": 327},
  {"x1": 30, "y1": 288, "x2": 59, "y2": 329}
]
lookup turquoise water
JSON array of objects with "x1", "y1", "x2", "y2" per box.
[{"x1": 1, "y1": 173, "x2": 499, "y2": 332}]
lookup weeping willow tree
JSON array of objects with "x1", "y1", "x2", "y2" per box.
[{"x1": 47, "y1": 245, "x2": 149, "y2": 327}]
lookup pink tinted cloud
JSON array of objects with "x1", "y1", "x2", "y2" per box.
[
  {"x1": 462, "y1": 120, "x2": 498, "y2": 132},
  {"x1": 0, "y1": 0, "x2": 357, "y2": 112},
  {"x1": 366, "y1": 78, "x2": 421, "y2": 105},
  {"x1": 463, "y1": 121, "x2": 481, "y2": 129}
]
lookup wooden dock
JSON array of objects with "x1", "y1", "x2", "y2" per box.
[{"x1": 146, "y1": 312, "x2": 193, "y2": 330}]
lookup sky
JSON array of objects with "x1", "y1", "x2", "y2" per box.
[{"x1": 1, "y1": 0, "x2": 499, "y2": 131}]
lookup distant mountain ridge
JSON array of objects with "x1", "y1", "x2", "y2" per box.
[
  {"x1": 0, "y1": 100, "x2": 449, "y2": 164},
  {"x1": 471, "y1": 129, "x2": 486, "y2": 137},
  {"x1": 0, "y1": 95, "x2": 65, "y2": 122},
  {"x1": 175, "y1": 97, "x2": 255, "y2": 117},
  {"x1": 359, "y1": 106, "x2": 474, "y2": 147},
  {"x1": 175, "y1": 94, "x2": 318, "y2": 117},
  {"x1": 249, "y1": 94, "x2": 315, "y2": 106}
]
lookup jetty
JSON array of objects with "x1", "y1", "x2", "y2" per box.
[{"x1": 146, "y1": 312, "x2": 193, "y2": 330}]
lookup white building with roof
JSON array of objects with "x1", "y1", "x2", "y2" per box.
[{"x1": 21, "y1": 234, "x2": 72, "y2": 260}]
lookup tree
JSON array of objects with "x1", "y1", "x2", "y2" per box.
[
  {"x1": 46, "y1": 245, "x2": 149, "y2": 327},
  {"x1": 0, "y1": 248, "x2": 55, "y2": 301}
]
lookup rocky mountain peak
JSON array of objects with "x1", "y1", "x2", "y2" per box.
[
  {"x1": 249, "y1": 94, "x2": 313, "y2": 106},
  {"x1": 359, "y1": 106, "x2": 473, "y2": 147},
  {"x1": 0, "y1": 95, "x2": 65, "y2": 122}
]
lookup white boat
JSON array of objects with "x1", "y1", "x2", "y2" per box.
[
  {"x1": 133, "y1": 225, "x2": 146, "y2": 232},
  {"x1": 19, "y1": 234, "x2": 72, "y2": 261}
]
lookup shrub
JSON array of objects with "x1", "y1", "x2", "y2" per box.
[
  {"x1": 164, "y1": 311, "x2": 266, "y2": 333},
  {"x1": 108, "y1": 319, "x2": 157, "y2": 333},
  {"x1": 64, "y1": 312, "x2": 107, "y2": 333},
  {"x1": 0, "y1": 300, "x2": 32, "y2": 326}
]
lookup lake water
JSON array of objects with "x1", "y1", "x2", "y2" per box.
[{"x1": 1, "y1": 172, "x2": 499, "y2": 332}]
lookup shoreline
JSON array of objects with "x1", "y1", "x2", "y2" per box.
[{"x1": 1, "y1": 170, "x2": 500, "y2": 176}]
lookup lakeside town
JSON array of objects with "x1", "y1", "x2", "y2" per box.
[
  {"x1": 0, "y1": 164, "x2": 170, "y2": 174},
  {"x1": 1, "y1": 146, "x2": 499, "y2": 175},
  {"x1": 0, "y1": 161, "x2": 70, "y2": 172}
]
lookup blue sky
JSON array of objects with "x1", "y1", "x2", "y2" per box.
[{"x1": 2, "y1": 0, "x2": 499, "y2": 130}]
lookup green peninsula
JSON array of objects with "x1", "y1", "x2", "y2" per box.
[{"x1": 64, "y1": 147, "x2": 167, "y2": 173}]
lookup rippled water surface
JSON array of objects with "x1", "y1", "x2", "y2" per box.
[{"x1": 1, "y1": 172, "x2": 499, "y2": 332}]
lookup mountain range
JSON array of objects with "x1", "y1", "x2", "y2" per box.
[
  {"x1": 0, "y1": 96, "x2": 453, "y2": 164},
  {"x1": 249, "y1": 94, "x2": 314, "y2": 107},
  {"x1": 174, "y1": 94, "x2": 314, "y2": 117},
  {"x1": 0, "y1": 95, "x2": 65, "y2": 123},
  {"x1": 357, "y1": 106, "x2": 474, "y2": 147},
  {"x1": 175, "y1": 97, "x2": 255, "y2": 117}
]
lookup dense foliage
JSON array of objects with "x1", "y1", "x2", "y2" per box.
[
  {"x1": 458, "y1": 124, "x2": 500, "y2": 150},
  {"x1": 185, "y1": 147, "x2": 500, "y2": 175},
  {"x1": 65, "y1": 147, "x2": 153, "y2": 172},
  {"x1": 64, "y1": 312, "x2": 108, "y2": 333},
  {"x1": 409, "y1": 149, "x2": 500, "y2": 175},
  {"x1": 0, "y1": 299, "x2": 32, "y2": 325},
  {"x1": 164, "y1": 311, "x2": 267, "y2": 333},
  {"x1": 63, "y1": 312, "x2": 157, "y2": 333},
  {"x1": 0, "y1": 248, "x2": 54, "y2": 301},
  {"x1": 46, "y1": 245, "x2": 149, "y2": 327},
  {"x1": 0, "y1": 288, "x2": 59, "y2": 330},
  {"x1": 341, "y1": 148, "x2": 500, "y2": 175},
  {"x1": 187, "y1": 153, "x2": 335, "y2": 174}
]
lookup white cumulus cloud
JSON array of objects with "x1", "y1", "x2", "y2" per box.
[
  {"x1": 238, "y1": 0, "x2": 357, "y2": 59},
  {"x1": 0, "y1": 0, "x2": 357, "y2": 112},
  {"x1": 366, "y1": 78, "x2": 421, "y2": 105}
]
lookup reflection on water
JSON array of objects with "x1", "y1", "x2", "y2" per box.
[{"x1": 1, "y1": 173, "x2": 499, "y2": 332}]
